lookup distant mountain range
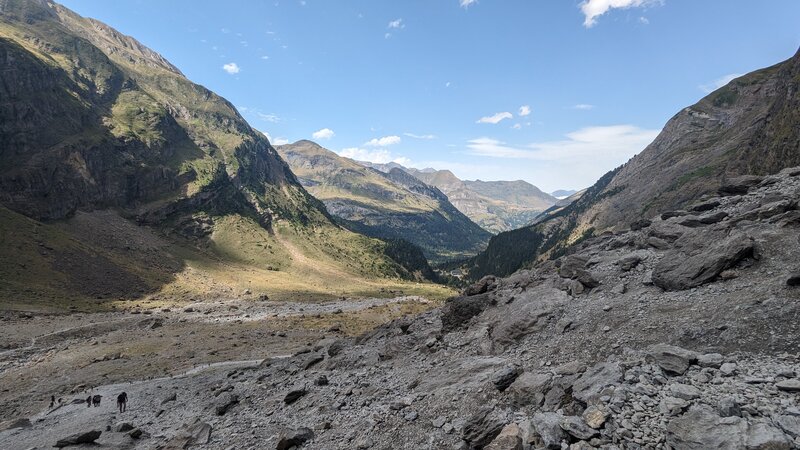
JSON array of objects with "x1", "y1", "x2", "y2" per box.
[
  {"x1": 465, "y1": 47, "x2": 800, "y2": 280},
  {"x1": 362, "y1": 163, "x2": 559, "y2": 234},
  {"x1": 277, "y1": 141, "x2": 491, "y2": 262},
  {"x1": 551, "y1": 189, "x2": 578, "y2": 199}
]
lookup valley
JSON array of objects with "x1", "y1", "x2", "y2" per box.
[{"x1": 1, "y1": 0, "x2": 799, "y2": 449}]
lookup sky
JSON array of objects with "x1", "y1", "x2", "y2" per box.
[{"x1": 60, "y1": 0, "x2": 800, "y2": 192}]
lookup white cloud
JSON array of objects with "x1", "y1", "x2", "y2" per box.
[
  {"x1": 257, "y1": 112, "x2": 280, "y2": 123},
  {"x1": 476, "y1": 112, "x2": 513, "y2": 124},
  {"x1": 404, "y1": 133, "x2": 436, "y2": 140},
  {"x1": 511, "y1": 124, "x2": 522, "y2": 130},
  {"x1": 273, "y1": 137, "x2": 290, "y2": 145},
  {"x1": 222, "y1": 62, "x2": 240, "y2": 74},
  {"x1": 388, "y1": 18, "x2": 404, "y2": 29},
  {"x1": 364, "y1": 135, "x2": 402, "y2": 147},
  {"x1": 445, "y1": 81, "x2": 451, "y2": 88},
  {"x1": 312, "y1": 128, "x2": 335, "y2": 140},
  {"x1": 338, "y1": 147, "x2": 411, "y2": 166},
  {"x1": 260, "y1": 55, "x2": 270, "y2": 60},
  {"x1": 464, "y1": 125, "x2": 660, "y2": 189},
  {"x1": 385, "y1": 32, "x2": 392, "y2": 39},
  {"x1": 580, "y1": 0, "x2": 663, "y2": 28},
  {"x1": 573, "y1": 104, "x2": 595, "y2": 110},
  {"x1": 639, "y1": 16, "x2": 650, "y2": 24},
  {"x1": 460, "y1": 0, "x2": 478, "y2": 8},
  {"x1": 699, "y1": 73, "x2": 743, "y2": 93},
  {"x1": 519, "y1": 105, "x2": 531, "y2": 116}
]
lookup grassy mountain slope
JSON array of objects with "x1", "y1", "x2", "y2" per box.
[
  {"x1": 277, "y1": 140, "x2": 491, "y2": 263},
  {"x1": 0, "y1": 0, "x2": 452, "y2": 308},
  {"x1": 465, "y1": 47, "x2": 800, "y2": 280},
  {"x1": 406, "y1": 168, "x2": 557, "y2": 233}
]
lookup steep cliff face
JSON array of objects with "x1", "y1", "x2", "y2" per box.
[
  {"x1": 0, "y1": 0, "x2": 323, "y2": 226},
  {"x1": 278, "y1": 140, "x2": 490, "y2": 262},
  {"x1": 466, "y1": 47, "x2": 800, "y2": 280}
]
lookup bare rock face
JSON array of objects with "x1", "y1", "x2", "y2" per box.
[{"x1": 652, "y1": 229, "x2": 755, "y2": 291}]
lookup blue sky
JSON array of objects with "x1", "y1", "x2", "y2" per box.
[{"x1": 60, "y1": 0, "x2": 800, "y2": 192}]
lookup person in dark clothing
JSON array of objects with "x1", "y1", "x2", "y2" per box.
[
  {"x1": 49, "y1": 395, "x2": 55, "y2": 408},
  {"x1": 117, "y1": 392, "x2": 128, "y2": 413},
  {"x1": 86, "y1": 396, "x2": 91, "y2": 408},
  {"x1": 92, "y1": 394, "x2": 102, "y2": 407}
]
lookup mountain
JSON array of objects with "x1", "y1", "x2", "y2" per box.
[
  {"x1": 0, "y1": 0, "x2": 452, "y2": 307},
  {"x1": 405, "y1": 168, "x2": 558, "y2": 233},
  {"x1": 551, "y1": 189, "x2": 578, "y2": 199},
  {"x1": 466, "y1": 47, "x2": 800, "y2": 280},
  {"x1": 277, "y1": 140, "x2": 491, "y2": 263}
]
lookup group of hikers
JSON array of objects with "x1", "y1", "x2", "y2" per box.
[{"x1": 83, "y1": 392, "x2": 127, "y2": 412}]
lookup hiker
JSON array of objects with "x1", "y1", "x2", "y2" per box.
[
  {"x1": 49, "y1": 395, "x2": 55, "y2": 408},
  {"x1": 86, "y1": 396, "x2": 91, "y2": 408},
  {"x1": 92, "y1": 394, "x2": 102, "y2": 407},
  {"x1": 117, "y1": 392, "x2": 128, "y2": 413}
]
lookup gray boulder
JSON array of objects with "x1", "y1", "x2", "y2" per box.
[
  {"x1": 571, "y1": 362, "x2": 623, "y2": 404},
  {"x1": 653, "y1": 231, "x2": 755, "y2": 291},
  {"x1": 492, "y1": 366, "x2": 522, "y2": 392},
  {"x1": 484, "y1": 423, "x2": 523, "y2": 450},
  {"x1": 462, "y1": 407, "x2": 506, "y2": 450},
  {"x1": 777, "y1": 379, "x2": 800, "y2": 392},
  {"x1": 775, "y1": 415, "x2": 800, "y2": 438},
  {"x1": 559, "y1": 416, "x2": 598, "y2": 440},
  {"x1": 530, "y1": 412, "x2": 566, "y2": 449},
  {"x1": 276, "y1": 427, "x2": 314, "y2": 450},
  {"x1": 666, "y1": 406, "x2": 747, "y2": 449},
  {"x1": 54, "y1": 430, "x2": 102, "y2": 448},
  {"x1": 215, "y1": 393, "x2": 239, "y2": 415},
  {"x1": 508, "y1": 372, "x2": 552, "y2": 407},
  {"x1": 745, "y1": 421, "x2": 791, "y2": 450},
  {"x1": 647, "y1": 344, "x2": 698, "y2": 375}
]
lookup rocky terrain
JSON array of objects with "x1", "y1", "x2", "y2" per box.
[
  {"x1": 466, "y1": 47, "x2": 800, "y2": 281},
  {"x1": 277, "y1": 140, "x2": 490, "y2": 263},
  {"x1": 4, "y1": 165, "x2": 799, "y2": 449}
]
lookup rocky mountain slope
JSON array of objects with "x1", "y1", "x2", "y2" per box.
[
  {"x1": 0, "y1": 0, "x2": 449, "y2": 306},
  {"x1": 278, "y1": 141, "x2": 490, "y2": 262},
  {"x1": 465, "y1": 47, "x2": 800, "y2": 281},
  {"x1": 5, "y1": 164, "x2": 800, "y2": 450},
  {"x1": 277, "y1": 141, "x2": 491, "y2": 263},
  {"x1": 404, "y1": 168, "x2": 558, "y2": 234}
]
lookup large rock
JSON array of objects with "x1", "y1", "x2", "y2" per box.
[
  {"x1": 215, "y1": 393, "x2": 239, "y2": 415},
  {"x1": 464, "y1": 276, "x2": 497, "y2": 296},
  {"x1": 54, "y1": 430, "x2": 102, "y2": 448},
  {"x1": 163, "y1": 421, "x2": 212, "y2": 449},
  {"x1": 571, "y1": 362, "x2": 623, "y2": 404},
  {"x1": 776, "y1": 415, "x2": 800, "y2": 438},
  {"x1": 746, "y1": 421, "x2": 792, "y2": 450},
  {"x1": 492, "y1": 366, "x2": 522, "y2": 392},
  {"x1": 559, "y1": 416, "x2": 598, "y2": 440},
  {"x1": 529, "y1": 412, "x2": 566, "y2": 450},
  {"x1": 666, "y1": 406, "x2": 747, "y2": 449},
  {"x1": 284, "y1": 386, "x2": 307, "y2": 404},
  {"x1": 776, "y1": 379, "x2": 800, "y2": 392},
  {"x1": 653, "y1": 231, "x2": 755, "y2": 291},
  {"x1": 484, "y1": 423, "x2": 523, "y2": 450},
  {"x1": 647, "y1": 344, "x2": 698, "y2": 375},
  {"x1": 441, "y1": 294, "x2": 494, "y2": 333},
  {"x1": 719, "y1": 175, "x2": 764, "y2": 195},
  {"x1": 0, "y1": 418, "x2": 31, "y2": 432},
  {"x1": 276, "y1": 427, "x2": 314, "y2": 450},
  {"x1": 462, "y1": 407, "x2": 506, "y2": 450},
  {"x1": 508, "y1": 372, "x2": 552, "y2": 407}
]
